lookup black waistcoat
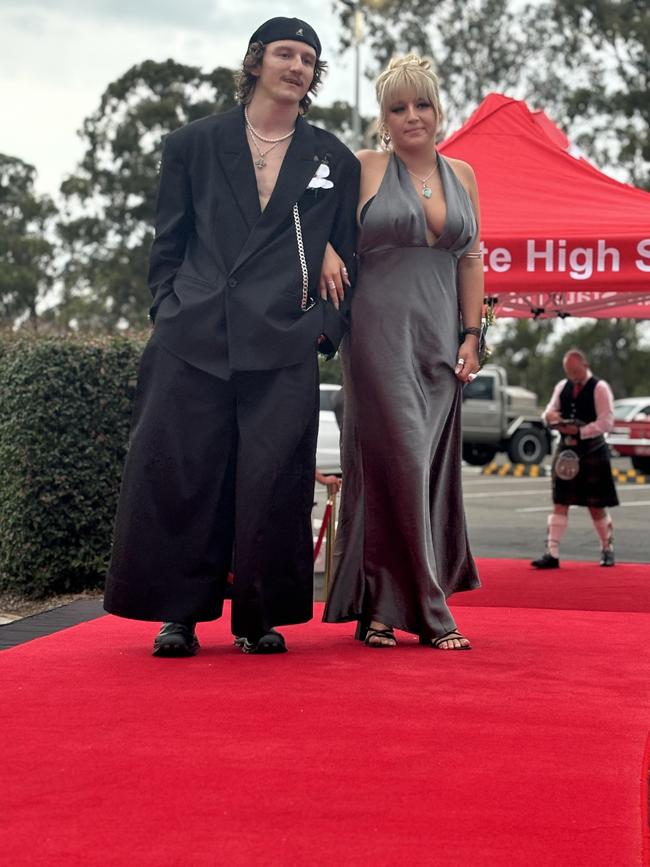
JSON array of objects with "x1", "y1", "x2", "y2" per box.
[{"x1": 559, "y1": 376, "x2": 599, "y2": 423}]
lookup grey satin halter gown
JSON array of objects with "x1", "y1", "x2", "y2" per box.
[{"x1": 323, "y1": 152, "x2": 481, "y2": 639}]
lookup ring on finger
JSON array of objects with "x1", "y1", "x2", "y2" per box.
[
  {"x1": 457, "y1": 358, "x2": 465, "y2": 366},
  {"x1": 327, "y1": 280, "x2": 336, "y2": 289}
]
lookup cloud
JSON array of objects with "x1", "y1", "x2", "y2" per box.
[
  {"x1": 0, "y1": 0, "x2": 372, "y2": 196},
  {"x1": 1, "y1": 0, "x2": 327, "y2": 35},
  {"x1": 3, "y1": 0, "x2": 218, "y2": 31}
]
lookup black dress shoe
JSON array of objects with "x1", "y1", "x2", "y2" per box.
[
  {"x1": 600, "y1": 549, "x2": 615, "y2": 567},
  {"x1": 152, "y1": 622, "x2": 199, "y2": 657},
  {"x1": 240, "y1": 629, "x2": 287, "y2": 654},
  {"x1": 530, "y1": 553, "x2": 560, "y2": 569}
]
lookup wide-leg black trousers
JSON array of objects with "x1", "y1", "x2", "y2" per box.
[{"x1": 104, "y1": 341, "x2": 318, "y2": 637}]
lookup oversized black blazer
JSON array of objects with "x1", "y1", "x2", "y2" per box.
[{"x1": 148, "y1": 105, "x2": 360, "y2": 378}]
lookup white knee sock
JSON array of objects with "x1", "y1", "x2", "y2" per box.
[
  {"x1": 546, "y1": 514, "x2": 568, "y2": 558},
  {"x1": 592, "y1": 515, "x2": 614, "y2": 551}
]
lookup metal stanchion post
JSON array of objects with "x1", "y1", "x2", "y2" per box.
[{"x1": 323, "y1": 482, "x2": 339, "y2": 599}]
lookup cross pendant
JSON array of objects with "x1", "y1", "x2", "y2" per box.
[{"x1": 255, "y1": 157, "x2": 266, "y2": 169}]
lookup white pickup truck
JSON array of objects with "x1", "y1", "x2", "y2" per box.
[{"x1": 461, "y1": 365, "x2": 552, "y2": 465}]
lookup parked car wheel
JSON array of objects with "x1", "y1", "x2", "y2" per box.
[
  {"x1": 507, "y1": 428, "x2": 547, "y2": 464},
  {"x1": 462, "y1": 443, "x2": 498, "y2": 466},
  {"x1": 631, "y1": 456, "x2": 650, "y2": 474}
]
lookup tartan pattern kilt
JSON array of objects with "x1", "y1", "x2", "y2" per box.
[{"x1": 552, "y1": 438, "x2": 619, "y2": 508}]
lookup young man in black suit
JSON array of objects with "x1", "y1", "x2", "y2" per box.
[{"x1": 104, "y1": 17, "x2": 359, "y2": 654}]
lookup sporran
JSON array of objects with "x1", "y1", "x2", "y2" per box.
[{"x1": 555, "y1": 448, "x2": 580, "y2": 481}]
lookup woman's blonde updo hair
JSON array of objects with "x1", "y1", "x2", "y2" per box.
[{"x1": 375, "y1": 54, "x2": 443, "y2": 149}]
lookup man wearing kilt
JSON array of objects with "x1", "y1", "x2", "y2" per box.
[{"x1": 532, "y1": 349, "x2": 618, "y2": 569}]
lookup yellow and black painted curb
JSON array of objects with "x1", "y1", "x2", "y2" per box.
[
  {"x1": 481, "y1": 462, "x2": 548, "y2": 477},
  {"x1": 612, "y1": 468, "x2": 649, "y2": 485},
  {"x1": 481, "y1": 462, "x2": 648, "y2": 483}
]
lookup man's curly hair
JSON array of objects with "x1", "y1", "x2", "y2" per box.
[{"x1": 234, "y1": 41, "x2": 327, "y2": 114}]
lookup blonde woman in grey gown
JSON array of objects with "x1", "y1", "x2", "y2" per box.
[{"x1": 321, "y1": 55, "x2": 483, "y2": 649}]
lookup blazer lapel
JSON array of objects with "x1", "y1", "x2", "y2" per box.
[
  {"x1": 216, "y1": 106, "x2": 261, "y2": 232},
  {"x1": 230, "y1": 116, "x2": 320, "y2": 274}
]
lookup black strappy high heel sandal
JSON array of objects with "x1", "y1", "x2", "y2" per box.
[
  {"x1": 419, "y1": 630, "x2": 471, "y2": 650},
  {"x1": 363, "y1": 627, "x2": 397, "y2": 647},
  {"x1": 355, "y1": 621, "x2": 397, "y2": 646}
]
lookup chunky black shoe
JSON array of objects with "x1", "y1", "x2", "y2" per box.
[
  {"x1": 530, "y1": 553, "x2": 560, "y2": 569},
  {"x1": 600, "y1": 549, "x2": 615, "y2": 567},
  {"x1": 240, "y1": 629, "x2": 287, "y2": 654},
  {"x1": 152, "y1": 622, "x2": 199, "y2": 657},
  {"x1": 234, "y1": 628, "x2": 283, "y2": 649}
]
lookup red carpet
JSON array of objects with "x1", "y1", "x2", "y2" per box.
[
  {"x1": 454, "y1": 558, "x2": 650, "y2": 613},
  {"x1": 2, "y1": 572, "x2": 650, "y2": 867}
]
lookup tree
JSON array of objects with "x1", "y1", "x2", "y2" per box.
[
  {"x1": 0, "y1": 154, "x2": 56, "y2": 328},
  {"x1": 310, "y1": 100, "x2": 373, "y2": 146},
  {"x1": 334, "y1": 0, "x2": 650, "y2": 186},
  {"x1": 550, "y1": 318, "x2": 649, "y2": 398},
  {"x1": 487, "y1": 319, "x2": 556, "y2": 396},
  {"x1": 552, "y1": 0, "x2": 650, "y2": 189},
  {"x1": 335, "y1": 0, "x2": 561, "y2": 133},
  {"x1": 57, "y1": 60, "x2": 237, "y2": 330},
  {"x1": 489, "y1": 317, "x2": 650, "y2": 399}
]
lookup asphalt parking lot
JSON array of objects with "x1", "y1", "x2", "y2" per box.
[
  {"x1": 462, "y1": 457, "x2": 647, "y2": 564},
  {"x1": 314, "y1": 457, "x2": 648, "y2": 570}
]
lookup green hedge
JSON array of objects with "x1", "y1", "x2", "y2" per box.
[{"x1": 0, "y1": 333, "x2": 146, "y2": 597}]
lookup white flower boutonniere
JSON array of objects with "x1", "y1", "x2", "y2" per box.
[{"x1": 308, "y1": 162, "x2": 334, "y2": 191}]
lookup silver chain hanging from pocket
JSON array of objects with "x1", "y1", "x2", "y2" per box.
[{"x1": 292, "y1": 203, "x2": 316, "y2": 312}]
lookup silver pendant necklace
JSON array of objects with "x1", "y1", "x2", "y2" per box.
[
  {"x1": 247, "y1": 133, "x2": 282, "y2": 169},
  {"x1": 406, "y1": 158, "x2": 438, "y2": 198}
]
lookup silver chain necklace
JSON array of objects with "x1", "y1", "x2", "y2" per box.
[{"x1": 406, "y1": 158, "x2": 438, "y2": 199}]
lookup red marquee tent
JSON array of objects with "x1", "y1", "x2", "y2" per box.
[{"x1": 438, "y1": 94, "x2": 650, "y2": 319}]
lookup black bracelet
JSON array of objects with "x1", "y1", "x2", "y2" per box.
[{"x1": 461, "y1": 326, "x2": 482, "y2": 339}]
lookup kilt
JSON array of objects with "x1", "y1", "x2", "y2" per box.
[{"x1": 552, "y1": 436, "x2": 619, "y2": 508}]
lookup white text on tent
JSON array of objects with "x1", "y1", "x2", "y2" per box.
[{"x1": 479, "y1": 239, "x2": 650, "y2": 281}]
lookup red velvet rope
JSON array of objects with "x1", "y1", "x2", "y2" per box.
[{"x1": 313, "y1": 502, "x2": 332, "y2": 561}]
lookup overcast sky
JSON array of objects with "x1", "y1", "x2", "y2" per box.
[{"x1": 1, "y1": 0, "x2": 376, "y2": 197}]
